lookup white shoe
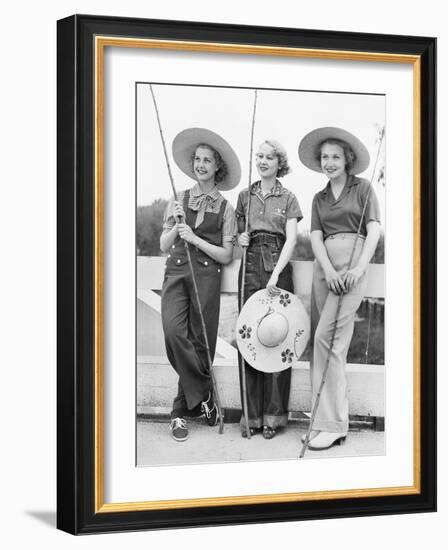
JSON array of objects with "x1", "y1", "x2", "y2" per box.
[
  {"x1": 169, "y1": 417, "x2": 189, "y2": 442},
  {"x1": 300, "y1": 430, "x2": 320, "y2": 443},
  {"x1": 307, "y1": 431, "x2": 347, "y2": 450}
]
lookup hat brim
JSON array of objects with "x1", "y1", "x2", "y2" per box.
[
  {"x1": 172, "y1": 128, "x2": 241, "y2": 191},
  {"x1": 236, "y1": 289, "x2": 310, "y2": 373},
  {"x1": 298, "y1": 127, "x2": 370, "y2": 175}
]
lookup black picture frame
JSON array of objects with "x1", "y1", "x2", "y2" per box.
[{"x1": 57, "y1": 14, "x2": 436, "y2": 534}]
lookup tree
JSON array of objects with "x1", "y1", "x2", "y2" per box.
[
  {"x1": 136, "y1": 199, "x2": 168, "y2": 256},
  {"x1": 291, "y1": 231, "x2": 314, "y2": 260},
  {"x1": 374, "y1": 124, "x2": 386, "y2": 188}
]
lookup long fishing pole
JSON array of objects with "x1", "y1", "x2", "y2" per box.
[
  {"x1": 238, "y1": 89, "x2": 258, "y2": 439},
  {"x1": 299, "y1": 128, "x2": 385, "y2": 458},
  {"x1": 149, "y1": 84, "x2": 224, "y2": 434}
]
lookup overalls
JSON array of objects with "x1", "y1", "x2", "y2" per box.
[
  {"x1": 161, "y1": 190, "x2": 227, "y2": 418},
  {"x1": 238, "y1": 231, "x2": 294, "y2": 429}
]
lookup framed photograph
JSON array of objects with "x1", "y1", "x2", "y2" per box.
[{"x1": 57, "y1": 14, "x2": 436, "y2": 534}]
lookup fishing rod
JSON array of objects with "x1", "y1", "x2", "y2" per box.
[
  {"x1": 149, "y1": 84, "x2": 224, "y2": 434},
  {"x1": 299, "y1": 128, "x2": 385, "y2": 458},
  {"x1": 238, "y1": 89, "x2": 258, "y2": 439}
]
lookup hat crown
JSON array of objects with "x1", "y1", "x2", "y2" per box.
[
  {"x1": 236, "y1": 289, "x2": 310, "y2": 373},
  {"x1": 257, "y1": 312, "x2": 289, "y2": 348}
]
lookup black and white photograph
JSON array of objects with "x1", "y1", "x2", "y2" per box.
[{"x1": 136, "y1": 82, "x2": 386, "y2": 466}]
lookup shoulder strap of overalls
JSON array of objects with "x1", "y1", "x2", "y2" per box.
[
  {"x1": 217, "y1": 198, "x2": 227, "y2": 228},
  {"x1": 182, "y1": 189, "x2": 191, "y2": 226},
  {"x1": 182, "y1": 189, "x2": 190, "y2": 211}
]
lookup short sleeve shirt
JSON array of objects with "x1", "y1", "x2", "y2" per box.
[
  {"x1": 235, "y1": 180, "x2": 303, "y2": 236},
  {"x1": 311, "y1": 175, "x2": 381, "y2": 239},
  {"x1": 162, "y1": 184, "x2": 237, "y2": 243}
]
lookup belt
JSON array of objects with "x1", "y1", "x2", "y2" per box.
[
  {"x1": 249, "y1": 231, "x2": 285, "y2": 248},
  {"x1": 324, "y1": 232, "x2": 366, "y2": 242}
]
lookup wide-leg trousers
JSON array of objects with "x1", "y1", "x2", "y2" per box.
[
  {"x1": 310, "y1": 233, "x2": 368, "y2": 433},
  {"x1": 238, "y1": 245, "x2": 293, "y2": 430},
  {"x1": 161, "y1": 263, "x2": 221, "y2": 417}
]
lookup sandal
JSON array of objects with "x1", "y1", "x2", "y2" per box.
[
  {"x1": 241, "y1": 427, "x2": 258, "y2": 438},
  {"x1": 262, "y1": 426, "x2": 277, "y2": 440}
]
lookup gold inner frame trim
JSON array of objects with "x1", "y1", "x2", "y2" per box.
[
  {"x1": 412, "y1": 57, "x2": 422, "y2": 494},
  {"x1": 94, "y1": 35, "x2": 421, "y2": 514}
]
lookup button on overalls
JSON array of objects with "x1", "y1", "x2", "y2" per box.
[{"x1": 161, "y1": 190, "x2": 227, "y2": 417}]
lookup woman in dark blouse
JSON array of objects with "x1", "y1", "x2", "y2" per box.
[
  {"x1": 298, "y1": 127, "x2": 381, "y2": 450},
  {"x1": 236, "y1": 140, "x2": 302, "y2": 439}
]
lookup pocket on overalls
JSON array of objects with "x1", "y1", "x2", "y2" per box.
[
  {"x1": 196, "y1": 255, "x2": 215, "y2": 273},
  {"x1": 165, "y1": 254, "x2": 189, "y2": 271},
  {"x1": 261, "y1": 245, "x2": 276, "y2": 273}
]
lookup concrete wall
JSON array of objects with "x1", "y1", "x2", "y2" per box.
[{"x1": 137, "y1": 356, "x2": 384, "y2": 417}]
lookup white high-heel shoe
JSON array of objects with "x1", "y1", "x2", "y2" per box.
[{"x1": 307, "y1": 431, "x2": 347, "y2": 450}]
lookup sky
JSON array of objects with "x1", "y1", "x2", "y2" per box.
[{"x1": 137, "y1": 83, "x2": 386, "y2": 232}]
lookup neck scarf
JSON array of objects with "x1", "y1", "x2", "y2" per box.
[{"x1": 190, "y1": 184, "x2": 220, "y2": 228}]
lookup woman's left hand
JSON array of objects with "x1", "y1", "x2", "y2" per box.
[
  {"x1": 177, "y1": 223, "x2": 197, "y2": 245},
  {"x1": 266, "y1": 273, "x2": 281, "y2": 296},
  {"x1": 343, "y1": 265, "x2": 365, "y2": 292}
]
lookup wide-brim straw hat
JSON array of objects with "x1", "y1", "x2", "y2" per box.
[
  {"x1": 236, "y1": 289, "x2": 310, "y2": 373},
  {"x1": 172, "y1": 128, "x2": 241, "y2": 191},
  {"x1": 298, "y1": 127, "x2": 370, "y2": 175}
]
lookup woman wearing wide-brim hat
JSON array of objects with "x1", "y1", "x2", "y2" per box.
[
  {"x1": 236, "y1": 139, "x2": 303, "y2": 439},
  {"x1": 298, "y1": 127, "x2": 381, "y2": 450},
  {"x1": 160, "y1": 128, "x2": 240, "y2": 442}
]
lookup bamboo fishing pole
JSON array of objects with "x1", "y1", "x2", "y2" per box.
[
  {"x1": 238, "y1": 89, "x2": 258, "y2": 439},
  {"x1": 299, "y1": 128, "x2": 385, "y2": 458},
  {"x1": 149, "y1": 84, "x2": 224, "y2": 434}
]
